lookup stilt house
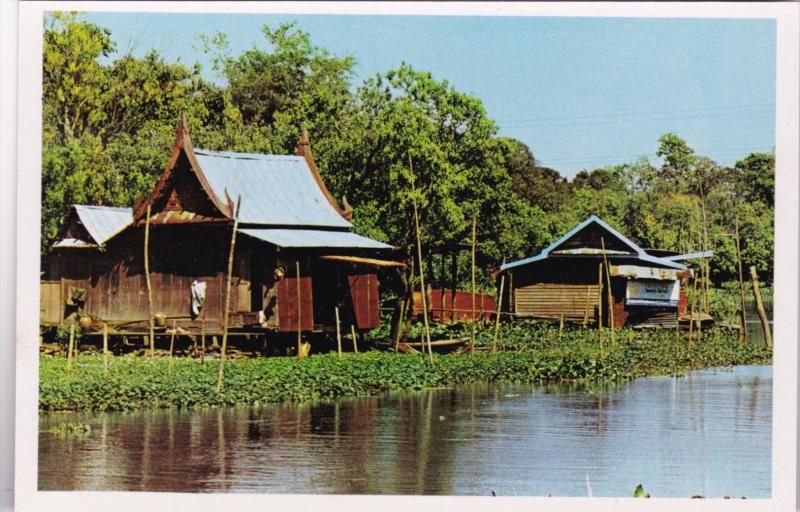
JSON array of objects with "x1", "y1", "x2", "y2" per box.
[
  {"x1": 498, "y1": 215, "x2": 709, "y2": 328},
  {"x1": 41, "y1": 119, "x2": 401, "y2": 340}
]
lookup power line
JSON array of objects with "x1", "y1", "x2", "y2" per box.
[
  {"x1": 539, "y1": 145, "x2": 773, "y2": 167},
  {"x1": 501, "y1": 108, "x2": 774, "y2": 129},
  {"x1": 495, "y1": 102, "x2": 775, "y2": 124}
]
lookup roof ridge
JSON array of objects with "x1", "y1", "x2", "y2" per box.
[
  {"x1": 194, "y1": 148, "x2": 303, "y2": 161},
  {"x1": 74, "y1": 204, "x2": 132, "y2": 211}
]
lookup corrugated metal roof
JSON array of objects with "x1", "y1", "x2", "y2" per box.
[
  {"x1": 74, "y1": 205, "x2": 132, "y2": 245},
  {"x1": 501, "y1": 215, "x2": 685, "y2": 271},
  {"x1": 52, "y1": 238, "x2": 97, "y2": 249},
  {"x1": 240, "y1": 228, "x2": 392, "y2": 249},
  {"x1": 194, "y1": 149, "x2": 352, "y2": 228}
]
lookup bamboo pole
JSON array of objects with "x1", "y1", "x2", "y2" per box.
[
  {"x1": 687, "y1": 268, "x2": 699, "y2": 351},
  {"x1": 600, "y1": 237, "x2": 615, "y2": 346},
  {"x1": 470, "y1": 217, "x2": 477, "y2": 357},
  {"x1": 350, "y1": 325, "x2": 359, "y2": 353},
  {"x1": 216, "y1": 196, "x2": 241, "y2": 393},
  {"x1": 491, "y1": 274, "x2": 505, "y2": 353},
  {"x1": 102, "y1": 323, "x2": 109, "y2": 375},
  {"x1": 597, "y1": 263, "x2": 604, "y2": 359},
  {"x1": 559, "y1": 313, "x2": 564, "y2": 341},
  {"x1": 144, "y1": 204, "x2": 155, "y2": 357},
  {"x1": 335, "y1": 306, "x2": 343, "y2": 356},
  {"x1": 66, "y1": 323, "x2": 75, "y2": 371},
  {"x1": 200, "y1": 319, "x2": 206, "y2": 364},
  {"x1": 296, "y1": 260, "x2": 303, "y2": 358},
  {"x1": 169, "y1": 320, "x2": 176, "y2": 370},
  {"x1": 583, "y1": 286, "x2": 591, "y2": 326},
  {"x1": 734, "y1": 217, "x2": 747, "y2": 344},
  {"x1": 408, "y1": 155, "x2": 433, "y2": 364},
  {"x1": 749, "y1": 266, "x2": 773, "y2": 348}
]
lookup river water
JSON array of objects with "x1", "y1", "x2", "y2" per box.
[{"x1": 38, "y1": 365, "x2": 771, "y2": 497}]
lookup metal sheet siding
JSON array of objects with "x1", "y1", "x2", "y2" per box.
[
  {"x1": 240, "y1": 228, "x2": 392, "y2": 249},
  {"x1": 74, "y1": 205, "x2": 132, "y2": 245},
  {"x1": 194, "y1": 149, "x2": 352, "y2": 228}
]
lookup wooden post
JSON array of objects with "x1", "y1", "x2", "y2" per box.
[
  {"x1": 409, "y1": 155, "x2": 433, "y2": 364},
  {"x1": 200, "y1": 319, "x2": 206, "y2": 364},
  {"x1": 734, "y1": 217, "x2": 747, "y2": 344},
  {"x1": 600, "y1": 237, "x2": 615, "y2": 346},
  {"x1": 687, "y1": 269, "x2": 699, "y2": 351},
  {"x1": 583, "y1": 286, "x2": 591, "y2": 326},
  {"x1": 491, "y1": 274, "x2": 505, "y2": 353},
  {"x1": 335, "y1": 306, "x2": 343, "y2": 357},
  {"x1": 102, "y1": 323, "x2": 109, "y2": 375},
  {"x1": 66, "y1": 323, "x2": 75, "y2": 371},
  {"x1": 470, "y1": 216, "x2": 477, "y2": 357},
  {"x1": 295, "y1": 260, "x2": 303, "y2": 359},
  {"x1": 144, "y1": 205, "x2": 155, "y2": 357},
  {"x1": 700, "y1": 181, "x2": 710, "y2": 314},
  {"x1": 450, "y1": 252, "x2": 458, "y2": 324},
  {"x1": 559, "y1": 313, "x2": 564, "y2": 340},
  {"x1": 597, "y1": 263, "x2": 604, "y2": 358},
  {"x1": 350, "y1": 325, "x2": 359, "y2": 353},
  {"x1": 749, "y1": 266, "x2": 773, "y2": 348},
  {"x1": 169, "y1": 320, "x2": 176, "y2": 370},
  {"x1": 216, "y1": 196, "x2": 241, "y2": 393},
  {"x1": 440, "y1": 253, "x2": 447, "y2": 323}
]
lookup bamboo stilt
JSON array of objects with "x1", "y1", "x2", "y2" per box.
[
  {"x1": 559, "y1": 313, "x2": 564, "y2": 340},
  {"x1": 491, "y1": 274, "x2": 505, "y2": 353},
  {"x1": 296, "y1": 260, "x2": 303, "y2": 359},
  {"x1": 600, "y1": 237, "x2": 615, "y2": 346},
  {"x1": 144, "y1": 205, "x2": 155, "y2": 357},
  {"x1": 687, "y1": 269, "x2": 699, "y2": 351},
  {"x1": 335, "y1": 306, "x2": 343, "y2": 357},
  {"x1": 750, "y1": 266, "x2": 773, "y2": 348},
  {"x1": 583, "y1": 286, "x2": 591, "y2": 326},
  {"x1": 470, "y1": 217, "x2": 477, "y2": 357},
  {"x1": 597, "y1": 263, "x2": 604, "y2": 359},
  {"x1": 169, "y1": 320, "x2": 176, "y2": 370},
  {"x1": 408, "y1": 155, "x2": 433, "y2": 364},
  {"x1": 102, "y1": 323, "x2": 109, "y2": 375},
  {"x1": 216, "y1": 196, "x2": 241, "y2": 393},
  {"x1": 66, "y1": 323, "x2": 75, "y2": 371},
  {"x1": 200, "y1": 319, "x2": 206, "y2": 364},
  {"x1": 734, "y1": 217, "x2": 747, "y2": 344},
  {"x1": 350, "y1": 325, "x2": 359, "y2": 353}
]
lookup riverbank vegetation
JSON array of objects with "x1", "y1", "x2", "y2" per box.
[{"x1": 40, "y1": 324, "x2": 771, "y2": 412}]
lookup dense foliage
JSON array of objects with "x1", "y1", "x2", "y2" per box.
[
  {"x1": 40, "y1": 325, "x2": 771, "y2": 412},
  {"x1": 43, "y1": 12, "x2": 774, "y2": 289}
]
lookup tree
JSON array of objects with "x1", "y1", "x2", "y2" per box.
[
  {"x1": 500, "y1": 137, "x2": 571, "y2": 213},
  {"x1": 656, "y1": 132, "x2": 695, "y2": 185},
  {"x1": 734, "y1": 152, "x2": 775, "y2": 208}
]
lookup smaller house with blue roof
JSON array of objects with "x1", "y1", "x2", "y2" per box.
[{"x1": 498, "y1": 215, "x2": 710, "y2": 328}]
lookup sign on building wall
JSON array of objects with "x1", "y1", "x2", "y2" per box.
[{"x1": 626, "y1": 279, "x2": 680, "y2": 307}]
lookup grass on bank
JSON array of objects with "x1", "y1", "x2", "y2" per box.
[{"x1": 39, "y1": 323, "x2": 772, "y2": 412}]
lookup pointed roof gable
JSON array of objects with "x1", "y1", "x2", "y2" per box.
[
  {"x1": 501, "y1": 215, "x2": 685, "y2": 271},
  {"x1": 52, "y1": 205, "x2": 133, "y2": 249}
]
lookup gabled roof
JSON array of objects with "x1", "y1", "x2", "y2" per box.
[
  {"x1": 500, "y1": 215, "x2": 686, "y2": 271},
  {"x1": 240, "y1": 228, "x2": 391, "y2": 249},
  {"x1": 53, "y1": 205, "x2": 132, "y2": 248},
  {"x1": 194, "y1": 150, "x2": 352, "y2": 228}
]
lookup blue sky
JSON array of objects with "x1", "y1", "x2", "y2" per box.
[{"x1": 83, "y1": 12, "x2": 776, "y2": 178}]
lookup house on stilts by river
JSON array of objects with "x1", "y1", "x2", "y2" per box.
[
  {"x1": 40, "y1": 118, "x2": 402, "y2": 350},
  {"x1": 496, "y1": 215, "x2": 712, "y2": 328}
]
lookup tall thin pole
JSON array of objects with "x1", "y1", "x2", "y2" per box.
[
  {"x1": 597, "y1": 263, "x2": 604, "y2": 359},
  {"x1": 749, "y1": 266, "x2": 773, "y2": 348},
  {"x1": 169, "y1": 320, "x2": 176, "y2": 371},
  {"x1": 216, "y1": 196, "x2": 241, "y2": 393},
  {"x1": 144, "y1": 204, "x2": 155, "y2": 357},
  {"x1": 296, "y1": 260, "x2": 303, "y2": 358},
  {"x1": 700, "y1": 181, "x2": 710, "y2": 313},
  {"x1": 335, "y1": 306, "x2": 343, "y2": 357},
  {"x1": 470, "y1": 217, "x2": 477, "y2": 356},
  {"x1": 600, "y1": 237, "x2": 615, "y2": 346},
  {"x1": 734, "y1": 217, "x2": 747, "y2": 344},
  {"x1": 102, "y1": 323, "x2": 109, "y2": 375},
  {"x1": 350, "y1": 324, "x2": 359, "y2": 353},
  {"x1": 492, "y1": 274, "x2": 505, "y2": 353},
  {"x1": 66, "y1": 323, "x2": 75, "y2": 371},
  {"x1": 409, "y1": 155, "x2": 433, "y2": 364},
  {"x1": 687, "y1": 268, "x2": 699, "y2": 352}
]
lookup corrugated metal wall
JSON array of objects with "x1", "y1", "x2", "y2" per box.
[{"x1": 514, "y1": 283, "x2": 600, "y2": 321}]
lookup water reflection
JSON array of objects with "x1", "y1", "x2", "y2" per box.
[{"x1": 39, "y1": 365, "x2": 772, "y2": 497}]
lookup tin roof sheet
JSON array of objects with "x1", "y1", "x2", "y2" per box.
[
  {"x1": 194, "y1": 149, "x2": 352, "y2": 228},
  {"x1": 73, "y1": 205, "x2": 132, "y2": 245},
  {"x1": 240, "y1": 228, "x2": 392, "y2": 249}
]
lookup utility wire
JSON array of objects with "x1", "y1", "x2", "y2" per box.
[
  {"x1": 539, "y1": 145, "x2": 773, "y2": 167},
  {"x1": 501, "y1": 109, "x2": 774, "y2": 129},
  {"x1": 495, "y1": 102, "x2": 775, "y2": 123}
]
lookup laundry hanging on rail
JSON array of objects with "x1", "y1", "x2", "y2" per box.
[{"x1": 191, "y1": 280, "x2": 207, "y2": 317}]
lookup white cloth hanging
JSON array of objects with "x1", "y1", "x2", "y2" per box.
[{"x1": 191, "y1": 280, "x2": 207, "y2": 317}]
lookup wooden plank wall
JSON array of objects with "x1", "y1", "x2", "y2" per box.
[
  {"x1": 347, "y1": 273, "x2": 380, "y2": 329},
  {"x1": 514, "y1": 283, "x2": 600, "y2": 321},
  {"x1": 277, "y1": 276, "x2": 314, "y2": 332},
  {"x1": 40, "y1": 281, "x2": 62, "y2": 324}
]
